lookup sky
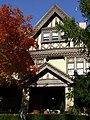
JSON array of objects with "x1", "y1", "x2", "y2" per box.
[{"x1": 0, "y1": 0, "x2": 85, "y2": 27}]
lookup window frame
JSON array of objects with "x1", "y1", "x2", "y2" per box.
[
  {"x1": 67, "y1": 58, "x2": 75, "y2": 76},
  {"x1": 52, "y1": 31, "x2": 58, "y2": 41},
  {"x1": 76, "y1": 58, "x2": 84, "y2": 75},
  {"x1": 42, "y1": 32, "x2": 50, "y2": 42},
  {"x1": 67, "y1": 63, "x2": 74, "y2": 76},
  {"x1": 41, "y1": 29, "x2": 65, "y2": 43}
]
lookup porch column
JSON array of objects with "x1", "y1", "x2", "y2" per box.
[{"x1": 65, "y1": 87, "x2": 74, "y2": 111}]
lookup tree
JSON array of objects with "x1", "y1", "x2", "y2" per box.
[
  {"x1": 56, "y1": 17, "x2": 89, "y2": 49},
  {"x1": 78, "y1": 0, "x2": 90, "y2": 21},
  {"x1": 56, "y1": 0, "x2": 90, "y2": 115},
  {"x1": 73, "y1": 71, "x2": 90, "y2": 115},
  {"x1": 0, "y1": 4, "x2": 39, "y2": 88}
]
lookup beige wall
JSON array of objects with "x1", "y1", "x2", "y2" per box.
[{"x1": 48, "y1": 58, "x2": 67, "y2": 73}]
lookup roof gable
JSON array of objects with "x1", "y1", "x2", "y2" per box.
[
  {"x1": 33, "y1": 5, "x2": 69, "y2": 38},
  {"x1": 36, "y1": 62, "x2": 73, "y2": 86}
]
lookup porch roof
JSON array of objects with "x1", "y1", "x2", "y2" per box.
[{"x1": 35, "y1": 62, "x2": 73, "y2": 87}]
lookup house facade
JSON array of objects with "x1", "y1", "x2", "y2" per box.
[{"x1": 29, "y1": 5, "x2": 89, "y2": 113}]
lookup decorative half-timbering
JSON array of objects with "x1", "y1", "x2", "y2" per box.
[{"x1": 29, "y1": 5, "x2": 89, "y2": 113}]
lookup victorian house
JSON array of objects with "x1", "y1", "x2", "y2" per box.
[{"x1": 29, "y1": 5, "x2": 88, "y2": 113}]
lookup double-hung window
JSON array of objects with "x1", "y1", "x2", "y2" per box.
[
  {"x1": 42, "y1": 29, "x2": 65, "y2": 43},
  {"x1": 76, "y1": 58, "x2": 84, "y2": 75},
  {"x1": 52, "y1": 31, "x2": 58, "y2": 40},
  {"x1": 43, "y1": 32, "x2": 50, "y2": 42},
  {"x1": 67, "y1": 58, "x2": 74, "y2": 76}
]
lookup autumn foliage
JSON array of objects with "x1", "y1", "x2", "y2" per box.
[{"x1": 0, "y1": 4, "x2": 39, "y2": 87}]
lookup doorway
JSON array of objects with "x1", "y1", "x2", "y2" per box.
[{"x1": 29, "y1": 87, "x2": 65, "y2": 112}]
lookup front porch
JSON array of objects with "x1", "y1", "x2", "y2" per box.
[
  {"x1": 28, "y1": 62, "x2": 74, "y2": 113},
  {"x1": 29, "y1": 87, "x2": 65, "y2": 113}
]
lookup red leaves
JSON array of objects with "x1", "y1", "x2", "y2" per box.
[
  {"x1": 31, "y1": 66, "x2": 40, "y2": 72},
  {"x1": 25, "y1": 15, "x2": 33, "y2": 22},
  {"x1": 0, "y1": 4, "x2": 39, "y2": 86}
]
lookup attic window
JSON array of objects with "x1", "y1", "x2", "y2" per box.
[
  {"x1": 52, "y1": 31, "x2": 58, "y2": 40},
  {"x1": 43, "y1": 32, "x2": 50, "y2": 41},
  {"x1": 42, "y1": 29, "x2": 65, "y2": 43}
]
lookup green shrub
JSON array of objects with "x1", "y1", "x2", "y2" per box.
[
  {"x1": 26, "y1": 114, "x2": 46, "y2": 120},
  {"x1": 0, "y1": 114, "x2": 19, "y2": 120},
  {"x1": 66, "y1": 114, "x2": 85, "y2": 120},
  {"x1": 0, "y1": 114, "x2": 89, "y2": 120},
  {"x1": 47, "y1": 114, "x2": 66, "y2": 120},
  {"x1": 26, "y1": 114, "x2": 89, "y2": 120}
]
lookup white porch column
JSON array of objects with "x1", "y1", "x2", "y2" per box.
[{"x1": 65, "y1": 87, "x2": 74, "y2": 111}]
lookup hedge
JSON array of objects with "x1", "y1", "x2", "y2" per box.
[
  {"x1": 0, "y1": 114, "x2": 89, "y2": 120},
  {"x1": 0, "y1": 114, "x2": 19, "y2": 120},
  {"x1": 26, "y1": 114, "x2": 89, "y2": 120}
]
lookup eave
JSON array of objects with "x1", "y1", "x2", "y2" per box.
[
  {"x1": 31, "y1": 47, "x2": 87, "y2": 59},
  {"x1": 35, "y1": 62, "x2": 73, "y2": 87},
  {"x1": 33, "y1": 5, "x2": 70, "y2": 38}
]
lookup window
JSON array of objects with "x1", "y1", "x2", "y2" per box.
[
  {"x1": 86, "y1": 62, "x2": 90, "y2": 72},
  {"x1": 76, "y1": 58, "x2": 84, "y2": 75},
  {"x1": 67, "y1": 57, "x2": 84, "y2": 76},
  {"x1": 67, "y1": 63, "x2": 74, "y2": 75},
  {"x1": 43, "y1": 32, "x2": 50, "y2": 41},
  {"x1": 52, "y1": 32, "x2": 58, "y2": 40},
  {"x1": 67, "y1": 58, "x2": 74, "y2": 76},
  {"x1": 77, "y1": 63, "x2": 83, "y2": 69},
  {"x1": 67, "y1": 58, "x2": 74, "y2": 63},
  {"x1": 68, "y1": 63, "x2": 74, "y2": 69},
  {"x1": 42, "y1": 30, "x2": 59, "y2": 42},
  {"x1": 42, "y1": 30, "x2": 65, "y2": 43},
  {"x1": 68, "y1": 69, "x2": 74, "y2": 75},
  {"x1": 77, "y1": 69, "x2": 83, "y2": 75}
]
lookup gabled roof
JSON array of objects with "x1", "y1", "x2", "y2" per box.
[
  {"x1": 33, "y1": 4, "x2": 69, "y2": 38},
  {"x1": 36, "y1": 62, "x2": 73, "y2": 86}
]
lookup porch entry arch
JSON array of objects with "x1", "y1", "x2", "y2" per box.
[{"x1": 29, "y1": 62, "x2": 73, "y2": 113}]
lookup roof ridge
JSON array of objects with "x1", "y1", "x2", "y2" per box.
[{"x1": 33, "y1": 4, "x2": 69, "y2": 30}]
